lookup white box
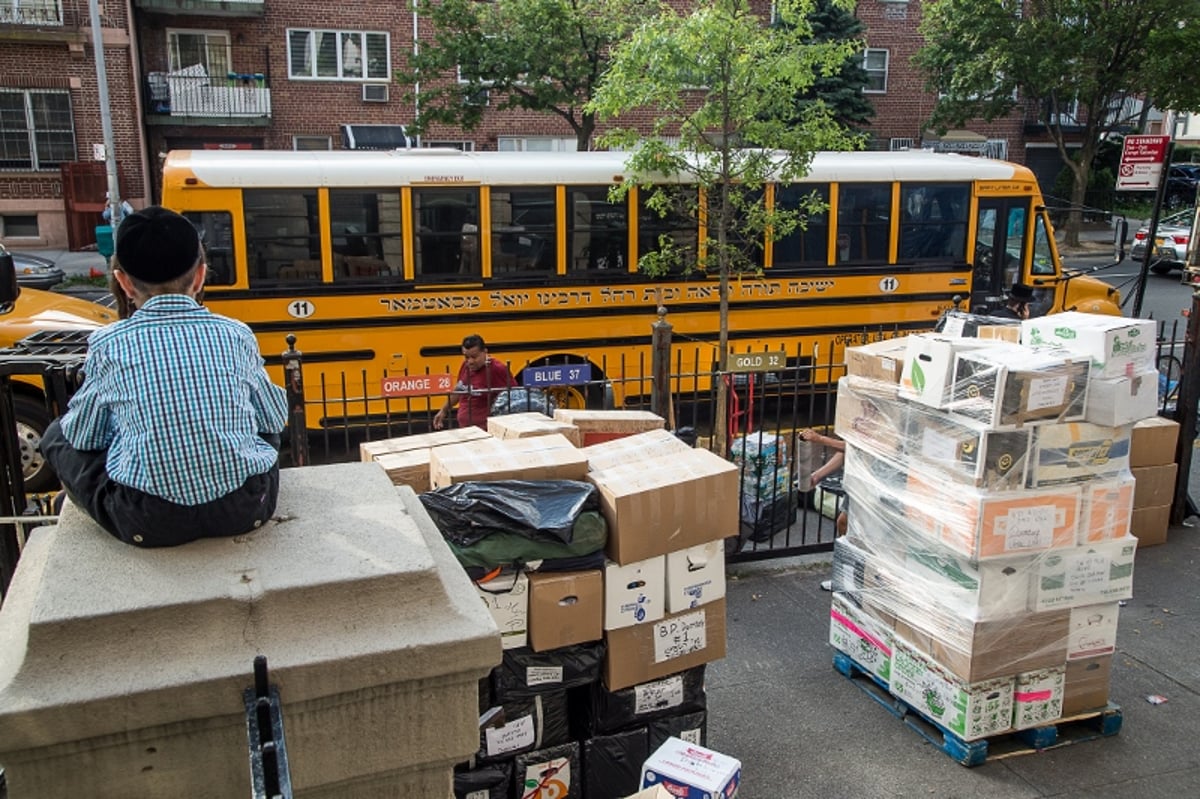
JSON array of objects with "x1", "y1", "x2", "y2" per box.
[
  {"x1": 1067, "y1": 602, "x2": 1120, "y2": 660},
  {"x1": 1013, "y1": 667, "x2": 1066, "y2": 730},
  {"x1": 830, "y1": 594, "x2": 893, "y2": 683},
  {"x1": 665, "y1": 541, "x2": 726, "y2": 613},
  {"x1": 1021, "y1": 312, "x2": 1156, "y2": 379},
  {"x1": 888, "y1": 639, "x2": 1014, "y2": 740},
  {"x1": 1029, "y1": 422, "x2": 1132, "y2": 487},
  {"x1": 899, "y1": 334, "x2": 994, "y2": 408},
  {"x1": 907, "y1": 411, "x2": 1030, "y2": 490},
  {"x1": 640, "y1": 737, "x2": 741, "y2": 799},
  {"x1": 1032, "y1": 537, "x2": 1138, "y2": 611},
  {"x1": 904, "y1": 545, "x2": 1033, "y2": 619},
  {"x1": 948, "y1": 344, "x2": 1089, "y2": 429},
  {"x1": 604, "y1": 557, "x2": 666, "y2": 630},
  {"x1": 475, "y1": 570, "x2": 529, "y2": 650},
  {"x1": 1078, "y1": 476, "x2": 1135, "y2": 544},
  {"x1": 1084, "y1": 370, "x2": 1159, "y2": 427}
]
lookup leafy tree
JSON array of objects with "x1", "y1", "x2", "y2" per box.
[
  {"x1": 588, "y1": 0, "x2": 862, "y2": 450},
  {"x1": 777, "y1": 0, "x2": 874, "y2": 131},
  {"x1": 397, "y1": 0, "x2": 658, "y2": 151},
  {"x1": 914, "y1": 0, "x2": 1200, "y2": 246}
]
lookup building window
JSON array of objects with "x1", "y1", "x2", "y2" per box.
[
  {"x1": 0, "y1": 214, "x2": 39, "y2": 238},
  {"x1": 293, "y1": 135, "x2": 332, "y2": 151},
  {"x1": 168, "y1": 29, "x2": 231, "y2": 77},
  {"x1": 288, "y1": 29, "x2": 389, "y2": 81},
  {"x1": 0, "y1": 89, "x2": 76, "y2": 171},
  {"x1": 497, "y1": 137, "x2": 577, "y2": 152},
  {"x1": 0, "y1": 0, "x2": 63, "y2": 26},
  {"x1": 863, "y1": 49, "x2": 888, "y2": 94},
  {"x1": 423, "y1": 140, "x2": 474, "y2": 151}
]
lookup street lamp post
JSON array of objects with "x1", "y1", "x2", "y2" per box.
[{"x1": 88, "y1": 0, "x2": 126, "y2": 230}]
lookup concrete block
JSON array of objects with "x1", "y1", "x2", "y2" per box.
[{"x1": 0, "y1": 463, "x2": 500, "y2": 798}]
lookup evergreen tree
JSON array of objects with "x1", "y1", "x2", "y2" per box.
[{"x1": 781, "y1": 0, "x2": 874, "y2": 131}]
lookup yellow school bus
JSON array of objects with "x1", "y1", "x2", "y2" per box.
[{"x1": 160, "y1": 148, "x2": 1119, "y2": 427}]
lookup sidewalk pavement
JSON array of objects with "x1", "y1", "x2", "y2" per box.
[{"x1": 706, "y1": 525, "x2": 1200, "y2": 798}]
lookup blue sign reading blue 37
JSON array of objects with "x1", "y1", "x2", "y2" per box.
[{"x1": 523, "y1": 363, "x2": 592, "y2": 386}]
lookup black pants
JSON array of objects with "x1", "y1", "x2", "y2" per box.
[{"x1": 41, "y1": 419, "x2": 280, "y2": 548}]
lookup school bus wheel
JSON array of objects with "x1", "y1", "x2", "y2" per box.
[{"x1": 12, "y1": 393, "x2": 55, "y2": 493}]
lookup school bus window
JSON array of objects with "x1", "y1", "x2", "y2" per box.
[
  {"x1": 638, "y1": 186, "x2": 698, "y2": 274},
  {"x1": 837, "y1": 184, "x2": 891, "y2": 264},
  {"x1": 1031, "y1": 212, "x2": 1055, "y2": 276},
  {"x1": 772, "y1": 184, "x2": 830, "y2": 270},
  {"x1": 723, "y1": 186, "x2": 766, "y2": 271},
  {"x1": 244, "y1": 190, "x2": 321, "y2": 285},
  {"x1": 412, "y1": 187, "x2": 480, "y2": 281},
  {"x1": 491, "y1": 187, "x2": 556, "y2": 275},
  {"x1": 183, "y1": 211, "x2": 235, "y2": 286},
  {"x1": 568, "y1": 186, "x2": 628, "y2": 272},
  {"x1": 328, "y1": 190, "x2": 403, "y2": 280},
  {"x1": 898, "y1": 183, "x2": 969, "y2": 261}
]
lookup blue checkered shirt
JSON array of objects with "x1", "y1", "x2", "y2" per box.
[{"x1": 60, "y1": 294, "x2": 288, "y2": 506}]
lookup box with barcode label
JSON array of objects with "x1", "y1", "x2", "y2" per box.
[{"x1": 604, "y1": 601, "x2": 727, "y2": 691}]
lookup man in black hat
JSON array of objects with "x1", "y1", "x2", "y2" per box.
[
  {"x1": 40, "y1": 206, "x2": 288, "y2": 547},
  {"x1": 991, "y1": 281, "x2": 1036, "y2": 320}
]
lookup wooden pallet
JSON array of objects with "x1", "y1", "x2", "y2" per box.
[{"x1": 833, "y1": 649, "x2": 1122, "y2": 767}]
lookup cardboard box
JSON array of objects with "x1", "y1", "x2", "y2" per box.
[
  {"x1": 429, "y1": 433, "x2": 588, "y2": 488},
  {"x1": 1062, "y1": 655, "x2": 1113, "y2": 716},
  {"x1": 625, "y1": 787, "x2": 674, "y2": 799},
  {"x1": 583, "y1": 429, "x2": 693, "y2": 472},
  {"x1": 588, "y1": 449, "x2": 739, "y2": 565},
  {"x1": 893, "y1": 608, "x2": 1068, "y2": 683},
  {"x1": 907, "y1": 411, "x2": 1030, "y2": 490},
  {"x1": 948, "y1": 344, "x2": 1089, "y2": 429},
  {"x1": 830, "y1": 593, "x2": 894, "y2": 683},
  {"x1": 359, "y1": 425, "x2": 491, "y2": 461},
  {"x1": 665, "y1": 542, "x2": 726, "y2": 613},
  {"x1": 488, "y1": 411, "x2": 582, "y2": 447},
  {"x1": 1132, "y1": 463, "x2": 1177, "y2": 508},
  {"x1": 1131, "y1": 416, "x2": 1180, "y2": 467},
  {"x1": 830, "y1": 536, "x2": 907, "y2": 621},
  {"x1": 1021, "y1": 312, "x2": 1156, "y2": 379},
  {"x1": 1067, "y1": 602, "x2": 1120, "y2": 660},
  {"x1": 604, "y1": 557, "x2": 666, "y2": 631},
  {"x1": 373, "y1": 448, "x2": 436, "y2": 493},
  {"x1": 604, "y1": 601, "x2": 728, "y2": 692},
  {"x1": 1013, "y1": 667, "x2": 1066, "y2": 730},
  {"x1": 976, "y1": 324, "x2": 1020, "y2": 343},
  {"x1": 899, "y1": 334, "x2": 995, "y2": 408},
  {"x1": 476, "y1": 570, "x2": 530, "y2": 650},
  {"x1": 889, "y1": 638, "x2": 1015, "y2": 741},
  {"x1": 639, "y1": 737, "x2": 741, "y2": 799},
  {"x1": 1084, "y1": 370, "x2": 1159, "y2": 427},
  {"x1": 834, "y1": 376, "x2": 909, "y2": 460},
  {"x1": 1078, "y1": 476, "x2": 1135, "y2": 544},
  {"x1": 1131, "y1": 504, "x2": 1171, "y2": 547},
  {"x1": 1032, "y1": 536, "x2": 1138, "y2": 611},
  {"x1": 845, "y1": 338, "x2": 909, "y2": 383},
  {"x1": 905, "y1": 475, "x2": 1081, "y2": 560},
  {"x1": 903, "y1": 545, "x2": 1033, "y2": 619},
  {"x1": 1028, "y1": 422, "x2": 1132, "y2": 487},
  {"x1": 527, "y1": 570, "x2": 603, "y2": 652},
  {"x1": 553, "y1": 409, "x2": 665, "y2": 446}
]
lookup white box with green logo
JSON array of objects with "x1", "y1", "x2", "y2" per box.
[
  {"x1": 889, "y1": 638, "x2": 1014, "y2": 740},
  {"x1": 1021, "y1": 313, "x2": 1156, "y2": 380}
]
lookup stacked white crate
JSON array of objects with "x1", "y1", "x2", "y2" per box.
[{"x1": 829, "y1": 316, "x2": 1154, "y2": 741}]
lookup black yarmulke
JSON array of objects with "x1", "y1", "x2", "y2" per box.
[{"x1": 115, "y1": 206, "x2": 201, "y2": 284}]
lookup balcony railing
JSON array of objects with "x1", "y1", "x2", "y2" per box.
[
  {"x1": 146, "y1": 55, "x2": 271, "y2": 123},
  {"x1": 134, "y1": 0, "x2": 264, "y2": 17},
  {"x1": 0, "y1": 0, "x2": 63, "y2": 26}
]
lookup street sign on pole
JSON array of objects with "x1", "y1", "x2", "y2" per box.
[{"x1": 1116, "y1": 135, "x2": 1170, "y2": 191}]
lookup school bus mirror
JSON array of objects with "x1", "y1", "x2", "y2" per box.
[{"x1": 0, "y1": 251, "x2": 20, "y2": 313}]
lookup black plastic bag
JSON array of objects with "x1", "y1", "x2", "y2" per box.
[
  {"x1": 586, "y1": 665, "x2": 707, "y2": 736},
  {"x1": 420, "y1": 480, "x2": 598, "y2": 547},
  {"x1": 491, "y1": 386, "x2": 557, "y2": 417},
  {"x1": 477, "y1": 690, "x2": 571, "y2": 764},
  {"x1": 454, "y1": 760, "x2": 512, "y2": 799},
  {"x1": 493, "y1": 641, "x2": 606, "y2": 702},
  {"x1": 583, "y1": 728, "x2": 649, "y2": 799}
]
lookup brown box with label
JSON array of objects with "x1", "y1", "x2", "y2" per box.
[
  {"x1": 587, "y1": 449, "x2": 739, "y2": 565},
  {"x1": 1063, "y1": 655, "x2": 1113, "y2": 716},
  {"x1": 527, "y1": 570, "x2": 603, "y2": 652},
  {"x1": 1131, "y1": 504, "x2": 1171, "y2": 547},
  {"x1": 845, "y1": 339, "x2": 909, "y2": 384},
  {"x1": 1130, "y1": 416, "x2": 1180, "y2": 467},
  {"x1": 1131, "y1": 464, "x2": 1177, "y2": 508},
  {"x1": 893, "y1": 609, "x2": 1069, "y2": 684},
  {"x1": 603, "y1": 600, "x2": 727, "y2": 691},
  {"x1": 430, "y1": 433, "x2": 588, "y2": 488}
]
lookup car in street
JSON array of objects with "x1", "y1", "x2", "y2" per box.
[
  {"x1": 1166, "y1": 164, "x2": 1200, "y2": 209},
  {"x1": 1129, "y1": 208, "x2": 1194, "y2": 274},
  {"x1": 0, "y1": 242, "x2": 66, "y2": 290}
]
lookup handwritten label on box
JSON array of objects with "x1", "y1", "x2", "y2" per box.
[
  {"x1": 654, "y1": 610, "x2": 708, "y2": 663},
  {"x1": 634, "y1": 674, "x2": 685, "y2": 714},
  {"x1": 484, "y1": 714, "x2": 535, "y2": 756},
  {"x1": 999, "y1": 505, "x2": 1055, "y2": 551},
  {"x1": 526, "y1": 666, "x2": 563, "y2": 687}
]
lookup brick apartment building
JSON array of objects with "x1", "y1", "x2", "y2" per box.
[{"x1": 1, "y1": 0, "x2": 1081, "y2": 251}]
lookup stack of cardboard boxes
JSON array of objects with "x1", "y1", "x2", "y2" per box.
[
  {"x1": 362, "y1": 412, "x2": 733, "y2": 799},
  {"x1": 829, "y1": 312, "x2": 1160, "y2": 742},
  {"x1": 1129, "y1": 416, "x2": 1181, "y2": 546}
]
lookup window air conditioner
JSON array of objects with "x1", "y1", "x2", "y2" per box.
[{"x1": 362, "y1": 84, "x2": 389, "y2": 103}]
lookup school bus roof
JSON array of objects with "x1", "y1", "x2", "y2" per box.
[{"x1": 163, "y1": 148, "x2": 1032, "y2": 190}]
